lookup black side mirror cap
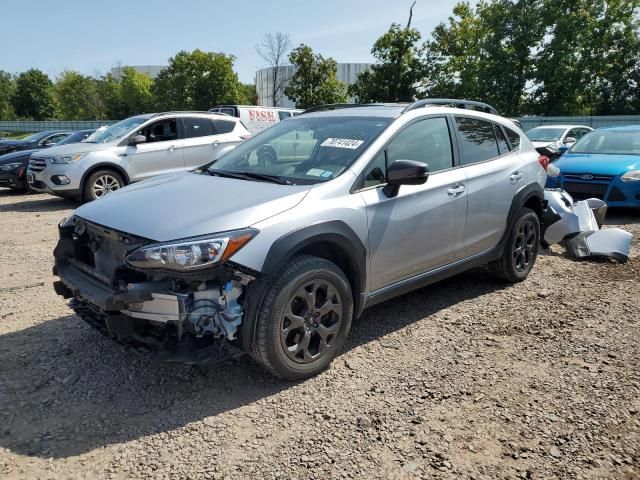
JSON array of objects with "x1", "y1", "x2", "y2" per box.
[
  {"x1": 383, "y1": 159, "x2": 429, "y2": 197},
  {"x1": 129, "y1": 134, "x2": 147, "y2": 146}
]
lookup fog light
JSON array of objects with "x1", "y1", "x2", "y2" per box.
[{"x1": 51, "y1": 175, "x2": 71, "y2": 185}]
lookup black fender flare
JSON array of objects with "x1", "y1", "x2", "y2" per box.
[
  {"x1": 239, "y1": 221, "x2": 367, "y2": 353},
  {"x1": 492, "y1": 182, "x2": 544, "y2": 260}
]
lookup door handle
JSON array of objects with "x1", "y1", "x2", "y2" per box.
[
  {"x1": 447, "y1": 184, "x2": 466, "y2": 197},
  {"x1": 211, "y1": 141, "x2": 219, "y2": 148},
  {"x1": 169, "y1": 145, "x2": 176, "y2": 151},
  {"x1": 510, "y1": 172, "x2": 524, "y2": 183}
]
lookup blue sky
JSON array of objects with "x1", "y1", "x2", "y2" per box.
[{"x1": 1, "y1": 0, "x2": 466, "y2": 83}]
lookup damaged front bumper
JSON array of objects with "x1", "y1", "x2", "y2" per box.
[
  {"x1": 53, "y1": 218, "x2": 262, "y2": 363},
  {"x1": 542, "y1": 189, "x2": 633, "y2": 263}
]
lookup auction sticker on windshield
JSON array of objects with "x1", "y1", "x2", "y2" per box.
[{"x1": 321, "y1": 138, "x2": 364, "y2": 149}]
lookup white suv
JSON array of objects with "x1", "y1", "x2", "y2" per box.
[{"x1": 27, "y1": 112, "x2": 250, "y2": 202}]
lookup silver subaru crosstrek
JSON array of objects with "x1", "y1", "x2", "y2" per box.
[
  {"x1": 52, "y1": 101, "x2": 547, "y2": 379},
  {"x1": 27, "y1": 112, "x2": 250, "y2": 202}
]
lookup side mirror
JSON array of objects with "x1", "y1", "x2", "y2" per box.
[
  {"x1": 383, "y1": 159, "x2": 429, "y2": 197},
  {"x1": 564, "y1": 136, "x2": 576, "y2": 145},
  {"x1": 41, "y1": 140, "x2": 53, "y2": 147},
  {"x1": 558, "y1": 145, "x2": 569, "y2": 154},
  {"x1": 129, "y1": 134, "x2": 147, "y2": 146}
]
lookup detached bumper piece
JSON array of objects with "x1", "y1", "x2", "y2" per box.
[{"x1": 542, "y1": 189, "x2": 633, "y2": 263}]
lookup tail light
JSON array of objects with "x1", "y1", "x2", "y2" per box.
[
  {"x1": 18, "y1": 168, "x2": 24, "y2": 178},
  {"x1": 538, "y1": 155, "x2": 550, "y2": 171}
]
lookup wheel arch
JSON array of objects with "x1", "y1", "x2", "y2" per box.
[
  {"x1": 80, "y1": 163, "x2": 131, "y2": 197},
  {"x1": 261, "y1": 221, "x2": 367, "y2": 317},
  {"x1": 492, "y1": 182, "x2": 544, "y2": 261}
]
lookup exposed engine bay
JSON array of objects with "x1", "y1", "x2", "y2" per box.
[{"x1": 53, "y1": 217, "x2": 256, "y2": 362}]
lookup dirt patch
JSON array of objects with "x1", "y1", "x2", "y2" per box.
[{"x1": 0, "y1": 190, "x2": 638, "y2": 479}]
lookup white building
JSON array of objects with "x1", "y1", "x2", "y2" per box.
[
  {"x1": 110, "y1": 65, "x2": 166, "y2": 80},
  {"x1": 256, "y1": 63, "x2": 372, "y2": 108}
]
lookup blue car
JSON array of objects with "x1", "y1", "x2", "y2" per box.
[{"x1": 546, "y1": 126, "x2": 640, "y2": 207}]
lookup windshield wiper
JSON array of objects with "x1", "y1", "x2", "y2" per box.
[{"x1": 209, "y1": 169, "x2": 293, "y2": 185}]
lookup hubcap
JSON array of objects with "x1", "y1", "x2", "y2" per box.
[
  {"x1": 280, "y1": 280, "x2": 342, "y2": 364},
  {"x1": 93, "y1": 175, "x2": 121, "y2": 198},
  {"x1": 513, "y1": 219, "x2": 537, "y2": 272}
]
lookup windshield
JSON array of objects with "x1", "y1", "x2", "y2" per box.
[
  {"x1": 57, "y1": 130, "x2": 92, "y2": 145},
  {"x1": 208, "y1": 116, "x2": 392, "y2": 185},
  {"x1": 526, "y1": 127, "x2": 566, "y2": 142},
  {"x1": 85, "y1": 117, "x2": 148, "y2": 144},
  {"x1": 21, "y1": 131, "x2": 52, "y2": 142},
  {"x1": 569, "y1": 130, "x2": 640, "y2": 155}
]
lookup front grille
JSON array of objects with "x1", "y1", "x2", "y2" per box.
[
  {"x1": 563, "y1": 182, "x2": 609, "y2": 200},
  {"x1": 564, "y1": 173, "x2": 613, "y2": 182},
  {"x1": 29, "y1": 157, "x2": 47, "y2": 172}
]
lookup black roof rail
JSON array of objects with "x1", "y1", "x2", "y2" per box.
[
  {"x1": 403, "y1": 99, "x2": 499, "y2": 115},
  {"x1": 301, "y1": 103, "x2": 392, "y2": 114}
]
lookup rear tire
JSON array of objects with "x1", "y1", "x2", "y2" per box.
[
  {"x1": 83, "y1": 169, "x2": 124, "y2": 202},
  {"x1": 489, "y1": 208, "x2": 540, "y2": 283},
  {"x1": 252, "y1": 255, "x2": 353, "y2": 380}
]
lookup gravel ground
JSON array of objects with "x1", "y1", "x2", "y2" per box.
[{"x1": 0, "y1": 189, "x2": 639, "y2": 480}]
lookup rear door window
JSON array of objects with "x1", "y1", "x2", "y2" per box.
[
  {"x1": 183, "y1": 117, "x2": 215, "y2": 138},
  {"x1": 455, "y1": 117, "x2": 500, "y2": 165}
]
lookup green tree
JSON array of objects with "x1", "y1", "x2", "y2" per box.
[
  {"x1": 153, "y1": 49, "x2": 245, "y2": 110},
  {"x1": 96, "y1": 73, "x2": 128, "y2": 119},
  {"x1": 12, "y1": 69, "x2": 57, "y2": 120},
  {"x1": 241, "y1": 83, "x2": 258, "y2": 104},
  {"x1": 350, "y1": 4, "x2": 427, "y2": 103},
  {"x1": 0, "y1": 71, "x2": 16, "y2": 119},
  {"x1": 284, "y1": 44, "x2": 347, "y2": 109},
  {"x1": 530, "y1": 0, "x2": 640, "y2": 115},
  {"x1": 55, "y1": 70, "x2": 103, "y2": 120},
  {"x1": 120, "y1": 66, "x2": 154, "y2": 114}
]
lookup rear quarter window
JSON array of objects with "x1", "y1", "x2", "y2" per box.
[
  {"x1": 212, "y1": 119, "x2": 237, "y2": 134},
  {"x1": 505, "y1": 128, "x2": 521, "y2": 150}
]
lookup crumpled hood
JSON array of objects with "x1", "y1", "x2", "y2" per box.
[
  {"x1": 74, "y1": 172, "x2": 312, "y2": 241},
  {"x1": 555, "y1": 153, "x2": 640, "y2": 176},
  {"x1": 0, "y1": 149, "x2": 37, "y2": 164},
  {"x1": 31, "y1": 141, "x2": 112, "y2": 158}
]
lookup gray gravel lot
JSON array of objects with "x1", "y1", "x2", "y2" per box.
[{"x1": 0, "y1": 189, "x2": 639, "y2": 480}]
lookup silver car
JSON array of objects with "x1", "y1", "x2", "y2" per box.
[
  {"x1": 53, "y1": 102, "x2": 547, "y2": 379},
  {"x1": 27, "y1": 112, "x2": 250, "y2": 202}
]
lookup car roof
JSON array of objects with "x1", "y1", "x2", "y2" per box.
[
  {"x1": 302, "y1": 105, "x2": 406, "y2": 118},
  {"x1": 529, "y1": 125, "x2": 591, "y2": 129},
  {"x1": 597, "y1": 125, "x2": 640, "y2": 132},
  {"x1": 152, "y1": 111, "x2": 239, "y2": 121}
]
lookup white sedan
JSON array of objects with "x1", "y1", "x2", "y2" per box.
[{"x1": 526, "y1": 125, "x2": 593, "y2": 151}]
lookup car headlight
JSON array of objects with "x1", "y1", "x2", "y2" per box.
[
  {"x1": 49, "y1": 153, "x2": 88, "y2": 164},
  {"x1": 547, "y1": 163, "x2": 561, "y2": 178},
  {"x1": 621, "y1": 170, "x2": 640, "y2": 182},
  {"x1": 125, "y1": 229, "x2": 258, "y2": 271},
  {"x1": 0, "y1": 162, "x2": 22, "y2": 171}
]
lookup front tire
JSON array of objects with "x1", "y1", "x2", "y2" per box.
[
  {"x1": 252, "y1": 255, "x2": 353, "y2": 380},
  {"x1": 489, "y1": 207, "x2": 540, "y2": 283},
  {"x1": 83, "y1": 169, "x2": 124, "y2": 202}
]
